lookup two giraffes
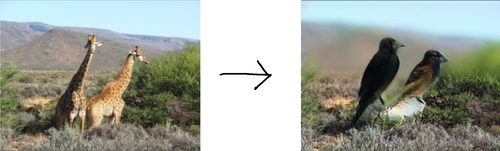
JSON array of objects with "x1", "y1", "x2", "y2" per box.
[{"x1": 55, "y1": 35, "x2": 149, "y2": 133}]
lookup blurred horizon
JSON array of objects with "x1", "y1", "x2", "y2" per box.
[{"x1": 302, "y1": 1, "x2": 500, "y2": 41}]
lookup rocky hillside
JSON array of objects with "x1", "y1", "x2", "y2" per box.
[{"x1": 1, "y1": 28, "x2": 163, "y2": 70}]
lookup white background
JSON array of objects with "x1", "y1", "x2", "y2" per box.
[{"x1": 201, "y1": 0, "x2": 301, "y2": 150}]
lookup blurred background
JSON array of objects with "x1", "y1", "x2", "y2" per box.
[{"x1": 302, "y1": 1, "x2": 499, "y2": 73}]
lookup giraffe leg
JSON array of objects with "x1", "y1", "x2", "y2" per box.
[
  {"x1": 114, "y1": 114, "x2": 121, "y2": 124},
  {"x1": 114, "y1": 99, "x2": 125, "y2": 124},
  {"x1": 90, "y1": 103, "x2": 104, "y2": 129},
  {"x1": 69, "y1": 110, "x2": 78, "y2": 128},
  {"x1": 78, "y1": 93, "x2": 86, "y2": 133},
  {"x1": 69, "y1": 91, "x2": 80, "y2": 128},
  {"x1": 93, "y1": 116, "x2": 104, "y2": 128},
  {"x1": 85, "y1": 106, "x2": 93, "y2": 130}
]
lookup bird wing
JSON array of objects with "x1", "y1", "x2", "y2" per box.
[
  {"x1": 358, "y1": 52, "x2": 391, "y2": 97},
  {"x1": 353, "y1": 52, "x2": 399, "y2": 125},
  {"x1": 401, "y1": 64, "x2": 433, "y2": 98}
]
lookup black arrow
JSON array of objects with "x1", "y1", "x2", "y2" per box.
[{"x1": 220, "y1": 60, "x2": 272, "y2": 90}]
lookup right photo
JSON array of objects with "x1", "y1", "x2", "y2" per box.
[{"x1": 301, "y1": 1, "x2": 500, "y2": 150}]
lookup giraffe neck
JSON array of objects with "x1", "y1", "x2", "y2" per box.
[
  {"x1": 115, "y1": 54, "x2": 135, "y2": 94},
  {"x1": 67, "y1": 49, "x2": 93, "y2": 92}
]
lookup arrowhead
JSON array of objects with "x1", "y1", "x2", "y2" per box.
[{"x1": 254, "y1": 60, "x2": 271, "y2": 90}]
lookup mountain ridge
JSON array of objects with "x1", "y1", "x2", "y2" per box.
[
  {"x1": 1, "y1": 21, "x2": 199, "y2": 51},
  {"x1": 1, "y1": 28, "x2": 164, "y2": 70},
  {"x1": 301, "y1": 22, "x2": 496, "y2": 73}
]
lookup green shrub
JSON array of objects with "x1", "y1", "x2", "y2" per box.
[
  {"x1": 423, "y1": 43, "x2": 500, "y2": 129},
  {"x1": 41, "y1": 78, "x2": 49, "y2": 84},
  {"x1": 18, "y1": 75, "x2": 34, "y2": 83},
  {"x1": 122, "y1": 43, "x2": 200, "y2": 128},
  {"x1": 301, "y1": 66, "x2": 321, "y2": 121},
  {"x1": 13, "y1": 112, "x2": 36, "y2": 132},
  {"x1": 0, "y1": 60, "x2": 22, "y2": 131},
  {"x1": 185, "y1": 124, "x2": 200, "y2": 135}
]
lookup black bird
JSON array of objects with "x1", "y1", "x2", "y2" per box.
[{"x1": 351, "y1": 37, "x2": 405, "y2": 127}]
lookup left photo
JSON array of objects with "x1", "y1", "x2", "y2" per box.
[{"x1": 0, "y1": 1, "x2": 200, "y2": 150}]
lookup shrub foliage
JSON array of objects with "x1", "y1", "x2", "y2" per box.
[{"x1": 122, "y1": 43, "x2": 200, "y2": 128}]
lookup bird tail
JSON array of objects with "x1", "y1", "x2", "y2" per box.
[{"x1": 350, "y1": 95, "x2": 378, "y2": 127}]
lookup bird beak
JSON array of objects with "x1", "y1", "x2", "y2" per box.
[
  {"x1": 399, "y1": 43, "x2": 405, "y2": 47},
  {"x1": 439, "y1": 55, "x2": 448, "y2": 63}
]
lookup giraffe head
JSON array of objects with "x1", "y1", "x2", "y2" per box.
[
  {"x1": 130, "y1": 46, "x2": 149, "y2": 64},
  {"x1": 84, "y1": 35, "x2": 103, "y2": 53}
]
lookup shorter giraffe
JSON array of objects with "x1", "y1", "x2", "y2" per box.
[{"x1": 86, "y1": 46, "x2": 149, "y2": 129}]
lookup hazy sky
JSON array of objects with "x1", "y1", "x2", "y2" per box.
[
  {"x1": 1, "y1": 1, "x2": 200, "y2": 39},
  {"x1": 302, "y1": 1, "x2": 500, "y2": 40}
]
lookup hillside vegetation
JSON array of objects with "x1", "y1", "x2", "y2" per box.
[{"x1": 301, "y1": 43, "x2": 500, "y2": 150}]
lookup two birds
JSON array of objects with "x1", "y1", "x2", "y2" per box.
[{"x1": 351, "y1": 37, "x2": 448, "y2": 127}]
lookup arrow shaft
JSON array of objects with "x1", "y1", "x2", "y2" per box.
[
  {"x1": 220, "y1": 60, "x2": 271, "y2": 90},
  {"x1": 220, "y1": 73, "x2": 269, "y2": 76}
]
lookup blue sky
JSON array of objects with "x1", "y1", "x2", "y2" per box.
[
  {"x1": 1, "y1": 1, "x2": 200, "y2": 39},
  {"x1": 302, "y1": 1, "x2": 500, "y2": 40}
]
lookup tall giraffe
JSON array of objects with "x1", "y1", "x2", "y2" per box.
[
  {"x1": 55, "y1": 35, "x2": 102, "y2": 133},
  {"x1": 86, "y1": 46, "x2": 149, "y2": 129}
]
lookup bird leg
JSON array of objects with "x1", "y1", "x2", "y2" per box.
[
  {"x1": 417, "y1": 112, "x2": 423, "y2": 124},
  {"x1": 416, "y1": 96, "x2": 424, "y2": 104},
  {"x1": 375, "y1": 111, "x2": 383, "y2": 124},
  {"x1": 379, "y1": 96, "x2": 386, "y2": 105}
]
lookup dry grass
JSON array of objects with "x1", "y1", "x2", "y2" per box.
[
  {"x1": 12, "y1": 70, "x2": 115, "y2": 99},
  {"x1": 21, "y1": 97, "x2": 52, "y2": 111},
  {"x1": 302, "y1": 71, "x2": 500, "y2": 150}
]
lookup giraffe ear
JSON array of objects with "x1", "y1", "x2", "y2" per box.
[{"x1": 84, "y1": 41, "x2": 90, "y2": 49}]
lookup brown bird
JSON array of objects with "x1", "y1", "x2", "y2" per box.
[
  {"x1": 399, "y1": 50, "x2": 448, "y2": 103},
  {"x1": 387, "y1": 50, "x2": 448, "y2": 122},
  {"x1": 351, "y1": 37, "x2": 405, "y2": 127}
]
